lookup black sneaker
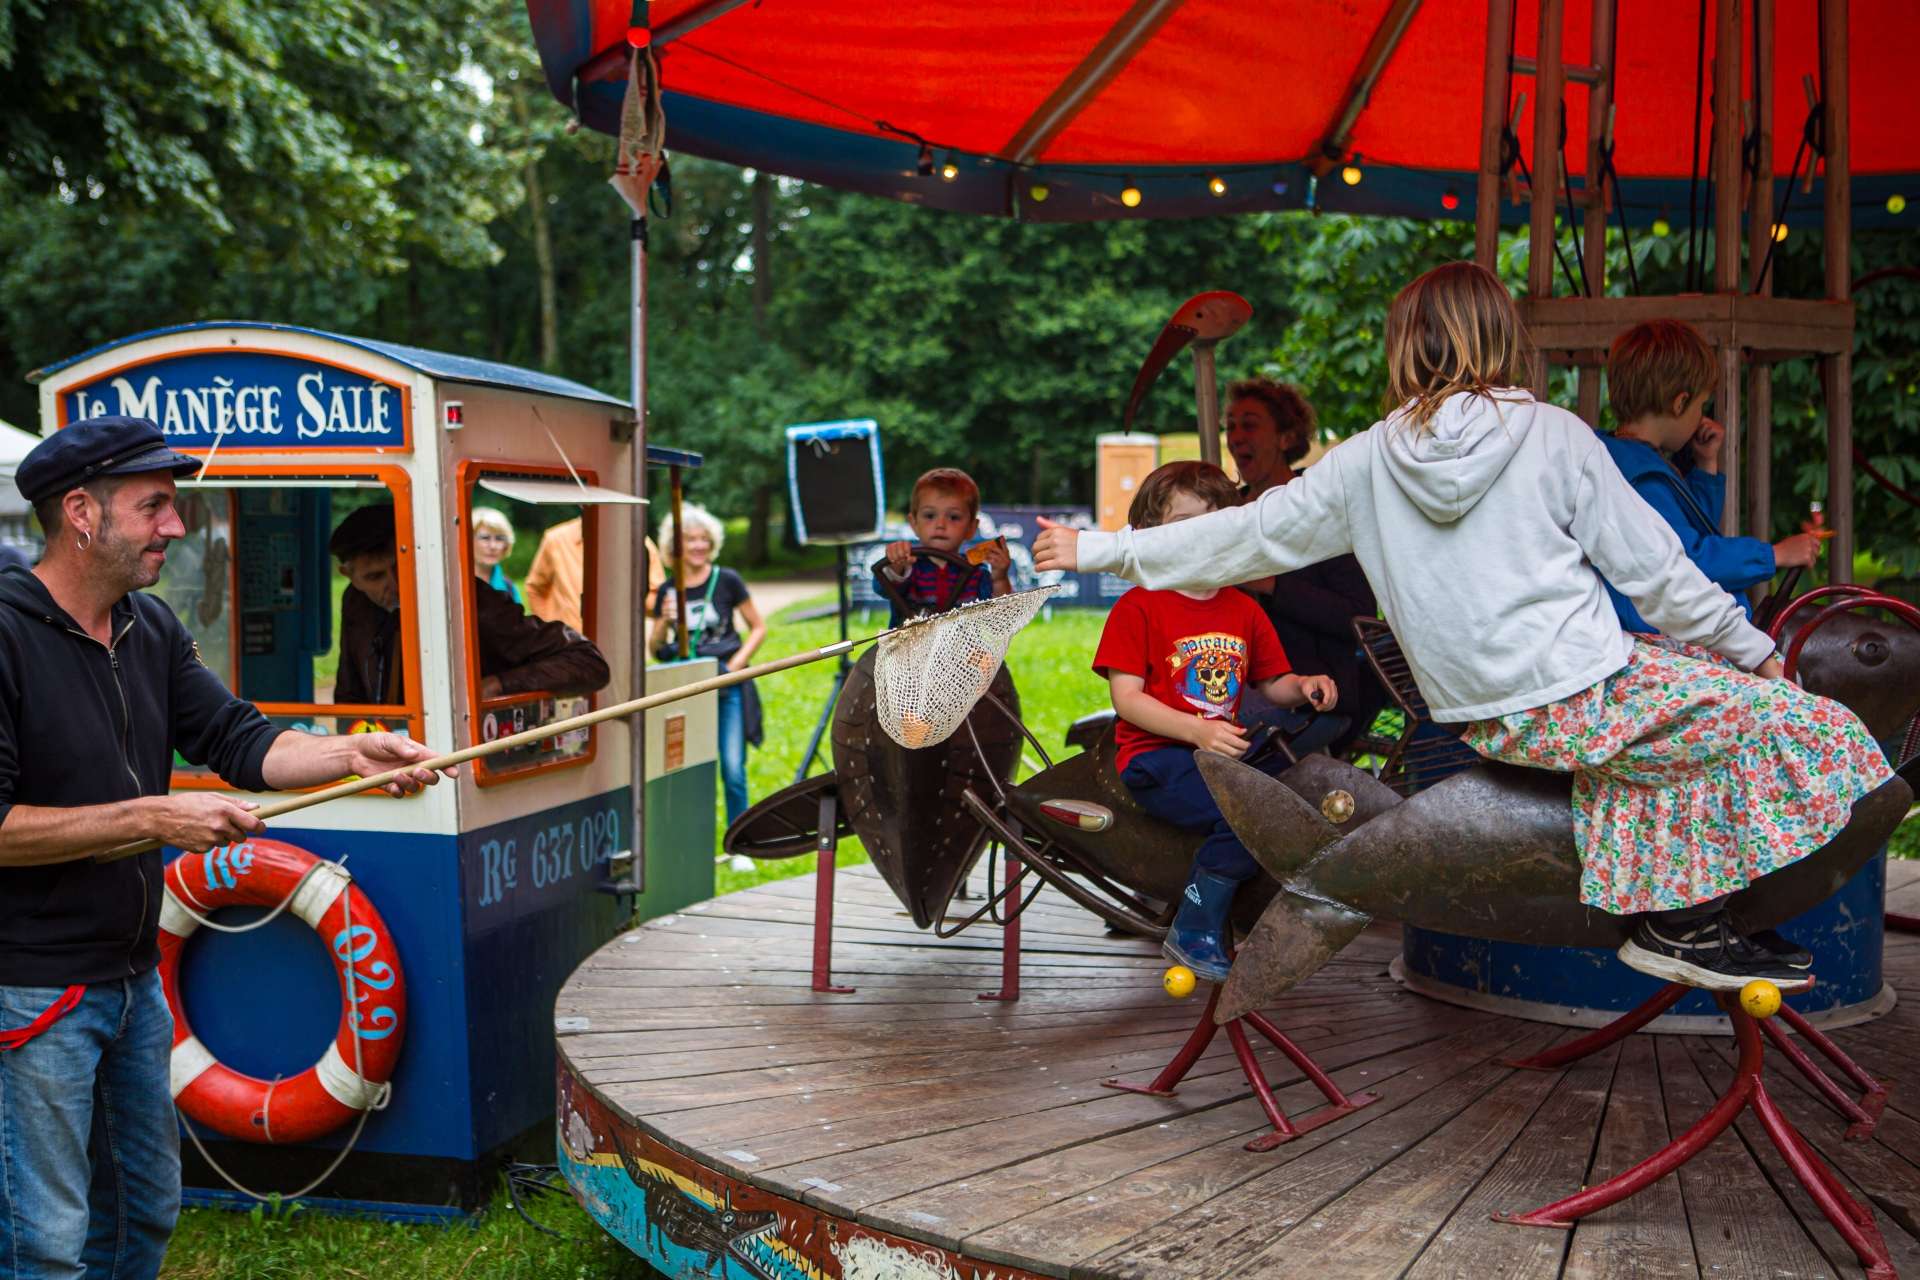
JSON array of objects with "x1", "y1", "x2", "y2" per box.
[
  {"x1": 1748, "y1": 928, "x2": 1814, "y2": 971},
  {"x1": 1618, "y1": 911, "x2": 1812, "y2": 991}
]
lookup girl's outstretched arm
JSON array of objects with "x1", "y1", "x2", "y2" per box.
[{"x1": 1077, "y1": 446, "x2": 1357, "y2": 591}]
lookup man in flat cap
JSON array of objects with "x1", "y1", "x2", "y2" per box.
[
  {"x1": 330, "y1": 503, "x2": 610, "y2": 706},
  {"x1": 0, "y1": 416, "x2": 454, "y2": 1278}
]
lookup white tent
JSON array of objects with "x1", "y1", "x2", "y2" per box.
[{"x1": 0, "y1": 418, "x2": 41, "y2": 520}]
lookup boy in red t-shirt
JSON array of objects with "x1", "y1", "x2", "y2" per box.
[{"x1": 1092, "y1": 461, "x2": 1338, "y2": 982}]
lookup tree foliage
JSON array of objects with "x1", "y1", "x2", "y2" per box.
[{"x1": 0, "y1": 1, "x2": 1915, "y2": 573}]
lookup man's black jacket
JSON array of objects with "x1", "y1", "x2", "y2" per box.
[{"x1": 0, "y1": 566, "x2": 280, "y2": 986}]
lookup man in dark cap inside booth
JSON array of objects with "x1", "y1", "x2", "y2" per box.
[
  {"x1": 330, "y1": 502, "x2": 610, "y2": 706},
  {"x1": 0, "y1": 416, "x2": 456, "y2": 1278}
]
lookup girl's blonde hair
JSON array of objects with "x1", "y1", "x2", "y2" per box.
[
  {"x1": 470, "y1": 505, "x2": 516, "y2": 549},
  {"x1": 658, "y1": 503, "x2": 725, "y2": 558},
  {"x1": 1384, "y1": 261, "x2": 1532, "y2": 429}
]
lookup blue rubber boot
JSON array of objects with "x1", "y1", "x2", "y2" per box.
[{"x1": 1162, "y1": 869, "x2": 1239, "y2": 983}]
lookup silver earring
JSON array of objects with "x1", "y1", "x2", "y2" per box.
[{"x1": 75, "y1": 529, "x2": 92, "y2": 552}]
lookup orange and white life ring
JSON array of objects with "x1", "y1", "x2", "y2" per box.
[{"x1": 157, "y1": 839, "x2": 406, "y2": 1144}]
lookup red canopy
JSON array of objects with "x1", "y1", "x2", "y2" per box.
[{"x1": 529, "y1": 1, "x2": 1919, "y2": 222}]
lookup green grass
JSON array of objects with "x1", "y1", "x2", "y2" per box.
[
  {"x1": 163, "y1": 1185, "x2": 662, "y2": 1280},
  {"x1": 712, "y1": 603, "x2": 1112, "y2": 894}
]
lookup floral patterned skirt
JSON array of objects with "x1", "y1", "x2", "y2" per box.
[{"x1": 1459, "y1": 636, "x2": 1892, "y2": 915}]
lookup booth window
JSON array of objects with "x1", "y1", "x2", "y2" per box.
[
  {"x1": 458, "y1": 462, "x2": 633, "y2": 785},
  {"x1": 151, "y1": 467, "x2": 423, "y2": 785}
]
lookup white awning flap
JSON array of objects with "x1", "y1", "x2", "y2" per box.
[{"x1": 478, "y1": 477, "x2": 646, "y2": 506}]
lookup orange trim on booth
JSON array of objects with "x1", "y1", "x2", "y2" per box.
[
  {"x1": 169, "y1": 463, "x2": 425, "y2": 791},
  {"x1": 454, "y1": 458, "x2": 604, "y2": 788}
]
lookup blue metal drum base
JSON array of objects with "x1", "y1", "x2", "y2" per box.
[{"x1": 1396, "y1": 853, "x2": 1895, "y2": 1033}]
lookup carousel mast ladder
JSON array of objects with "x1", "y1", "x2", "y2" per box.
[{"x1": 1480, "y1": 0, "x2": 1857, "y2": 569}]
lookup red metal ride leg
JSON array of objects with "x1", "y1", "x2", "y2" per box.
[
  {"x1": 1500, "y1": 983, "x2": 1691, "y2": 1070},
  {"x1": 1240, "y1": 1009, "x2": 1380, "y2": 1148},
  {"x1": 1103, "y1": 986, "x2": 1379, "y2": 1150},
  {"x1": 1767, "y1": 1003, "x2": 1890, "y2": 1139},
  {"x1": 1103, "y1": 987, "x2": 1224, "y2": 1097},
  {"x1": 809, "y1": 793, "x2": 853, "y2": 994},
  {"x1": 1226, "y1": 1018, "x2": 1301, "y2": 1147},
  {"x1": 1752, "y1": 1081, "x2": 1897, "y2": 1279},
  {"x1": 979, "y1": 851, "x2": 1022, "y2": 1002},
  {"x1": 1494, "y1": 996, "x2": 1899, "y2": 1280},
  {"x1": 1493, "y1": 993, "x2": 1764, "y2": 1227}
]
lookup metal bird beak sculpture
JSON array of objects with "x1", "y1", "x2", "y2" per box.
[{"x1": 1122, "y1": 291, "x2": 1253, "y2": 466}]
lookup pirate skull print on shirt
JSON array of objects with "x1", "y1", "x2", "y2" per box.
[{"x1": 1092, "y1": 585, "x2": 1291, "y2": 772}]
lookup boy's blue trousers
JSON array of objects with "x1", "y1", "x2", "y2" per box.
[{"x1": 1120, "y1": 745, "x2": 1265, "y2": 883}]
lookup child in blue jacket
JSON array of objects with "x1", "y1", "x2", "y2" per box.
[{"x1": 1599, "y1": 319, "x2": 1821, "y2": 631}]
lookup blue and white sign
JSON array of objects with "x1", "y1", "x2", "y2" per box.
[{"x1": 60, "y1": 350, "x2": 409, "y2": 450}]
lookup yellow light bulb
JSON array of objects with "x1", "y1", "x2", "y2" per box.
[
  {"x1": 1120, "y1": 184, "x2": 1143, "y2": 208},
  {"x1": 1772, "y1": 222, "x2": 1790, "y2": 242},
  {"x1": 1028, "y1": 183, "x2": 1050, "y2": 203},
  {"x1": 1207, "y1": 175, "x2": 1227, "y2": 197},
  {"x1": 940, "y1": 162, "x2": 959, "y2": 182},
  {"x1": 1340, "y1": 165, "x2": 1363, "y2": 186}
]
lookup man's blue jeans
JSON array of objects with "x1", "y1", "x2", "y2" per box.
[
  {"x1": 716, "y1": 685, "x2": 749, "y2": 826},
  {"x1": 0, "y1": 972, "x2": 179, "y2": 1280}
]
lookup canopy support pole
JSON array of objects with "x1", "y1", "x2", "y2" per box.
[
  {"x1": 629, "y1": 212, "x2": 651, "y2": 888},
  {"x1": 1525, "y1": 0, "x2": 1566, "y2": 395},
  {"x1": 1747, "y1": 0, "x2": 1776, "y2": 544},
  {"x1": 1475, "y1": 0, "x2": 1515, "y2": 267},
  {"x1": 1575, "y1": 0, "x2": 1617, "y2": 425},
  {"x1": 1821, "y1": 0, "x2": 1854, "y2": 582},
  {"x1": 1309, "y1": 0, "x2": 1425, "y2": 175},
  {"x1": 1712, "y1": 0, "x2": 1745, "y2": 532},
  {"x1": 1001, "y1": 0, "x2": 1188, "y2": 164}
]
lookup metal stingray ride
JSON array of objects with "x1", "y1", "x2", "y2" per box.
[{"x1": 727, "y1": 291, "x2": 1920, "y2": 1169}]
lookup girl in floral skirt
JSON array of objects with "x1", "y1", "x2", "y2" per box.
[{"x1": 1034, "y1": 261, "x2": 1893, "y2": 991}]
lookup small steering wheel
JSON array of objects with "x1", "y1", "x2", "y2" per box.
[{"x1": 873, "y1": 543, "x2": 980, "y2": 620}]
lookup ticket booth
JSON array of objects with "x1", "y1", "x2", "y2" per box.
[{"x1": 29, "y1": 323, "x2": 712, "y2": 1214}]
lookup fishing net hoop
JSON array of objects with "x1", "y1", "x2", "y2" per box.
[{"x1": 872, "y1": 586, "x2": 1060, "y2": 749}]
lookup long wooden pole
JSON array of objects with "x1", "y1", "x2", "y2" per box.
[
  {"x1": 1820, "y1": 0, "x2": 1853, "y2": 583},
  {"x1": 1475, "y1": 0, "x2": 1516, "y2": 267},
  {"x1": 1712, "y1": 0, "x2": 1745, "y2": 533},
  {"x1": 1526, "y1": 0, "x2": 1566, "y2": 397},
  {"x1": 98, "y1": 637, "x2": 866, "y2": 863},
  {"x1": 1746, "y1": 0, "x2": 1776, "y2": 545},
  {"x1": 1576, "y1": 0, "x2": 1617, "y2": 425}
]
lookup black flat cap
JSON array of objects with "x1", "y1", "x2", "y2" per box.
[
  {"x1": 15, "y1": 416, "x2": 200, "y2": 505},
  {"x1": 328, "y1": 504, "x2": 397, "y2": 560}
]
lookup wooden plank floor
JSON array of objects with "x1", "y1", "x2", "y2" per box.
[{"x1": 558, "y1": 860, "x2": 1920, "y2": 1280}]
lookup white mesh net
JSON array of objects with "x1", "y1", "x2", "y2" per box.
[{"x1": 873, "y1": 586, "x2": 1061, "y2": 749}]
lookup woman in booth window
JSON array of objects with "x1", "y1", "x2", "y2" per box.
[
  {"x1": 649, "y1": 505, "x2": 767, "y2": 826},
  {"x1": 471, "y1": 506, "x2": 523, "y2": 605}
]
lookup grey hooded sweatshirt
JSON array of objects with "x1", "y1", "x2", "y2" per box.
[{"x1": 1076, "y1": 390, "x2": 1776, "y2": 722}]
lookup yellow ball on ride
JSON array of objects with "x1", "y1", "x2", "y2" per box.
[
  {"x1": 1740, "y1": 979, "x2": 1783, "y2": 1019},
  {"x1": 1163, "y1": 965, "x2": 1197, "y2": 999}
]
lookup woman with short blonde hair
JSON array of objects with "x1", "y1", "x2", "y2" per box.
[{"x1": 471, "y1": 506, "x2": 521, "y2": 605}]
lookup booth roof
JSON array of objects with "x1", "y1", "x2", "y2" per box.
[
  {"x1": 28, "y1": 322, "x2": 631, "y2": 412},
  {"x1": 529, "y1": 0, "x2": 1920, "y2": 227}
]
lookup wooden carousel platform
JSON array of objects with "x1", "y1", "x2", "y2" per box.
[{"x1": 555, "y1": 861, "x2": 1920, "y2": 1280}]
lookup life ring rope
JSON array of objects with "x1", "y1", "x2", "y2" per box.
[{"x1": 157, "y1": 840, "x2": 405, "y2": 1157}]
